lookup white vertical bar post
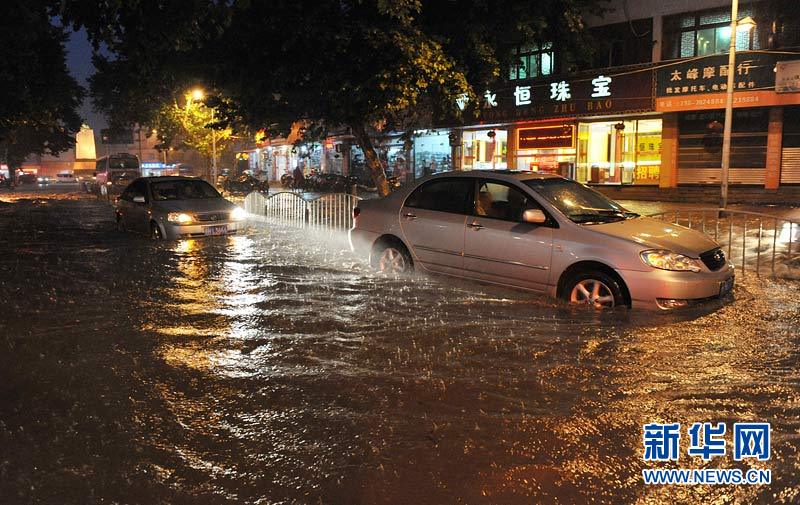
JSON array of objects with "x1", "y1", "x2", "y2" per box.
[{"x1": 720, "y1": 0, "x2": 739, "y2": 209}]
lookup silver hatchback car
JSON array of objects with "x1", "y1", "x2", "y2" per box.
[
  {"x1": 349, "y1": 171, "x2": 734, "y2": 310},
  {"x1": 115, "y1": 176, "x2": 247, "y2": 240}
]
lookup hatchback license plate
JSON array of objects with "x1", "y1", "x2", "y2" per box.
[
  {"x1": 204, "y1": 225, "x2": 228, "y2": 236},
  {"x1": 719, "y1": 277, "x2": 734, "y2": 297}
]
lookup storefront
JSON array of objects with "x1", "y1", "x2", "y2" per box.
[
  {"x1": 655, "y1": 50, "x2": 800, "y2": 188},
  {"x1": 513, "y1": 122, "x2": 576, "y2": 174},
  {"x1": 461, "y1": 128, "x2": 508, "y2": 170},
  {"x1": 473, "y1": 64, "x2": 656, "y2": 184},
  {"x1": 412, "y1": 130, "x2": 453, "y2": 178},
  {"x1": 781, "y1": 106, "x2": 800, "y2": 184},
  {"x1": 576, "y1": 117, "x2": 662, "y2": 185},
  {"x1": 376, "y1": 137, "x2": 411, "y2": 184}
]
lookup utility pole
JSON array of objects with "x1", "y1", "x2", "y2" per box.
[
  {"x1": 719, "y1": 0, "x2": 739, "y2": 210},
  {"x1": 720, "y1": 1, "x2": 755, "y2": 209}
]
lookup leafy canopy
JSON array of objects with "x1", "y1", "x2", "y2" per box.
[
  {"x1": 67, "y1": 0, "x2": 602, "y2": 192},
  {"x1": 0, "y1": 1, "x2": 84, "y2": 168}
]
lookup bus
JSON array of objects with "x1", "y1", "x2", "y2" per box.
[{"x1": 89, "y1": 153, "x2": 141, "y2": 195}]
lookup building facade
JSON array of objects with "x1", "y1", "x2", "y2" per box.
[
  {"x1": 237, "y1": 0, "x2": 799, "y2": 202},
  {"x1": 448, "y1": 0, "x2": 800, "y2": 202}
]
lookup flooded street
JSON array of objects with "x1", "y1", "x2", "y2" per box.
[{"x1": 1, "y1": 191, "x2": 799, "y2": 504}]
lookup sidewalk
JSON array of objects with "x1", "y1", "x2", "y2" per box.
[{"x1": 618, "y1": 200, "x2": 800, "y2": 221}]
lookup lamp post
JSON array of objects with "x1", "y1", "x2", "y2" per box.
[{"x1": 720, "y1": 0, "x2": 756, "y2": 209}]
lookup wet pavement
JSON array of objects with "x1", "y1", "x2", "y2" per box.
[{"x1": 1, "y1": 189, "x2": 799, "y2": 504}]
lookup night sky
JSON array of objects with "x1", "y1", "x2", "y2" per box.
[{"x1": 65, "y1": 27, "x2": 107, "y2": 131}]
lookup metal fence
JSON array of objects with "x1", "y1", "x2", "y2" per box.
[
  {"x1": 647, "y1": 208, "x2": 799, "y2": 279},
  {"x1": 244, "y1": 191, "x2": 361, "y2": 231},
  {"x1": 242, "y1": 195, "x2": 799, "y2": 279}
]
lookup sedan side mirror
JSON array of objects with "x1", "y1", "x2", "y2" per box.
[
  {"x1": 522, "y1": 208, "x2": 546, "y2": 224},
  {"x1": 132, "y1": 195, "x2": 145, "y2": 204}
]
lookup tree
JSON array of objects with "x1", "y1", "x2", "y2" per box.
[
  {"x1": 0, "y1": 1, "x2": 84, "y2": 172},
  {"x1": 69, "y1": 0, "x2": 603, "y2": 195},
  {"x1": 152, "y1": 92, "x2": 233, "y2": 176}
]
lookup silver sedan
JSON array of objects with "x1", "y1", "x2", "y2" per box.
[
  {"x1": 349, "y1": 171, "x2": 734, "y2": 310},
  {"x1": 115, "y1": 176, "x2": 247, "y2": 240}
]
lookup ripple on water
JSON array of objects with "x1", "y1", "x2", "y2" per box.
[{"x1": 1, "y1": 198, "x2": 799, "y2": 504}]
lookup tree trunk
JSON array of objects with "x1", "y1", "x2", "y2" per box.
[{"x1": 351, "y1": 122, "x2": 390, "y2": 197}]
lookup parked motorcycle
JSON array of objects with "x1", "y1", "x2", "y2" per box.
[
  {"x1": 221, "y1": 174, "x2": 268, "y2": 196},
  {"x1": 303, "y1": 173, "x2": 357, "y2": 193}
]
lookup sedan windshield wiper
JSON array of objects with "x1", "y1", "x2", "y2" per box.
[
  {"x1": 592, "y1": 209, "x2": 640, "y2": 220},
  {"x1": 569, "y1": 212, "x2": 626, "y2": 224}
]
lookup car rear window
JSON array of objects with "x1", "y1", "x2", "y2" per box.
[
  {"x1": 405, "y1": 178, "x2": 474, "y2": 214},
  {"x1": 108, "y1": 155, "x2": 140, "y2": 170}
]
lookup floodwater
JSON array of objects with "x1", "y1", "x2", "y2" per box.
[{"x1": 1, "y1": 190, "x2": 799, "y2": 504}]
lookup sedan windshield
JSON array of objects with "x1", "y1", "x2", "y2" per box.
[
  {"x1": 523, "y1": 178, "x2": 638, "y2": 224},
  {"x1": 151, "y1": 180, "x2": 221, "y2": 201}
]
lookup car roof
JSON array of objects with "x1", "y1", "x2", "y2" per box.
[{"x1": 426, "y1": 170, "x2": 565, "y2": 183}]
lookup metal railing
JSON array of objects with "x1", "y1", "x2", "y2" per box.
[
  {"x1": 647, "y1": 208, "x2": 799, "y2": 279},
  {"x1": 244, "y1": 191, "x2": 361, "y2": 231}
]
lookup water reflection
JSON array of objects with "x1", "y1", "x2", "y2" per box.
[{"x1": 2, "y1": 196, "x2": 799, "y2": 504}]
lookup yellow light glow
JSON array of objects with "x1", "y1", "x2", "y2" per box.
[
  {"x1": 191, "y1": 88, "x2": 205, "y2": 101},
  {"x1": 737, "y1": 16, "x2": 756, "y2": 32},
  {"x1": 168, "y1": 212, "x2": 194, "y2": 224}
]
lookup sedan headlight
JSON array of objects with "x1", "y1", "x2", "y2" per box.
[
  {"x1": 167, "y1": 212, "x2": 194, "y2": 224},
  {"x1": 230, "y1": 207, "x2": 247, "y2": 221},
  {"x1": 640, "y1": 249, "x2": 702, "y2": 272}
]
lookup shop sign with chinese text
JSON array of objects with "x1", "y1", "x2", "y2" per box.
[
  {"x1": 656, "y1": 51, "x2": 800, "y2": 111},
  {"x1": 478, "y1": 69, "x2": 654, "y2": 123}
]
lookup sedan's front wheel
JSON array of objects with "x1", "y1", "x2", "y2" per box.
[{"x1": 564, "y1": 271, "x2": 626, "y2": 309}]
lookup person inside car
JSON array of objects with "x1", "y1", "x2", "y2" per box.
[{"x1": 476, "y1": 189, "x2": 494, "y2": 217}]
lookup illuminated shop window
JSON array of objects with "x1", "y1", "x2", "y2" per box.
[
  {"x1": 576, "y1": 119, "x2": 662, "y2": 185},
  {"x1": 462, "y1": 130, "x2": 507, "y2": 171},
  {"x1": 413, "y1": 130, "x2": 452, "y2": 179}
]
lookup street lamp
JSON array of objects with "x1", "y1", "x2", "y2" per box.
[
  {"x1": 188, "y1": 87, "x2": 217, "y2": 182},
  {"x1": 720, "y1": 1, "x2": 755, "y2": 209}
]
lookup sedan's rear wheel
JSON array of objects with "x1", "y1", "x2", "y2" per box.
[
  {"x1": 375, "y1": 244, "x2": 412, "y2": 274},
  {"x1": 564, "y1": 271, "x2": 625, "y2": 309}
]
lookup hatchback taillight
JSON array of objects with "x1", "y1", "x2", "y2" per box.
[{"x1": 353, "y1": 207, "x2": 361, "y2": 219}]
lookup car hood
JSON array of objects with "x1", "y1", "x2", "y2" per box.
[
  {"x1": 588, "y1": 216, "x2": 719, "y2": 257},
  {"x1": 153, "y1": 198, "x2": 236, "y2": 213}
]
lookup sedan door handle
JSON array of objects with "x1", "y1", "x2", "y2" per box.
[
  {"x1": 403, "y1": 213, "x2": 417, "y2": 220},
  {"x1": 467, "y1": 221, "x2": 484, "y2": 230}
]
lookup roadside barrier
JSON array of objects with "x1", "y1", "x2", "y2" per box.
[
  {"x1": 244, "y1": 194, "x2": 799, "y2": 280},
  {"x1": 648, "y1": 209, "x2": 799, "y2": 279},
  {"x1": 244, "y1": 191, "x2": 361, "y2": 231}
]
